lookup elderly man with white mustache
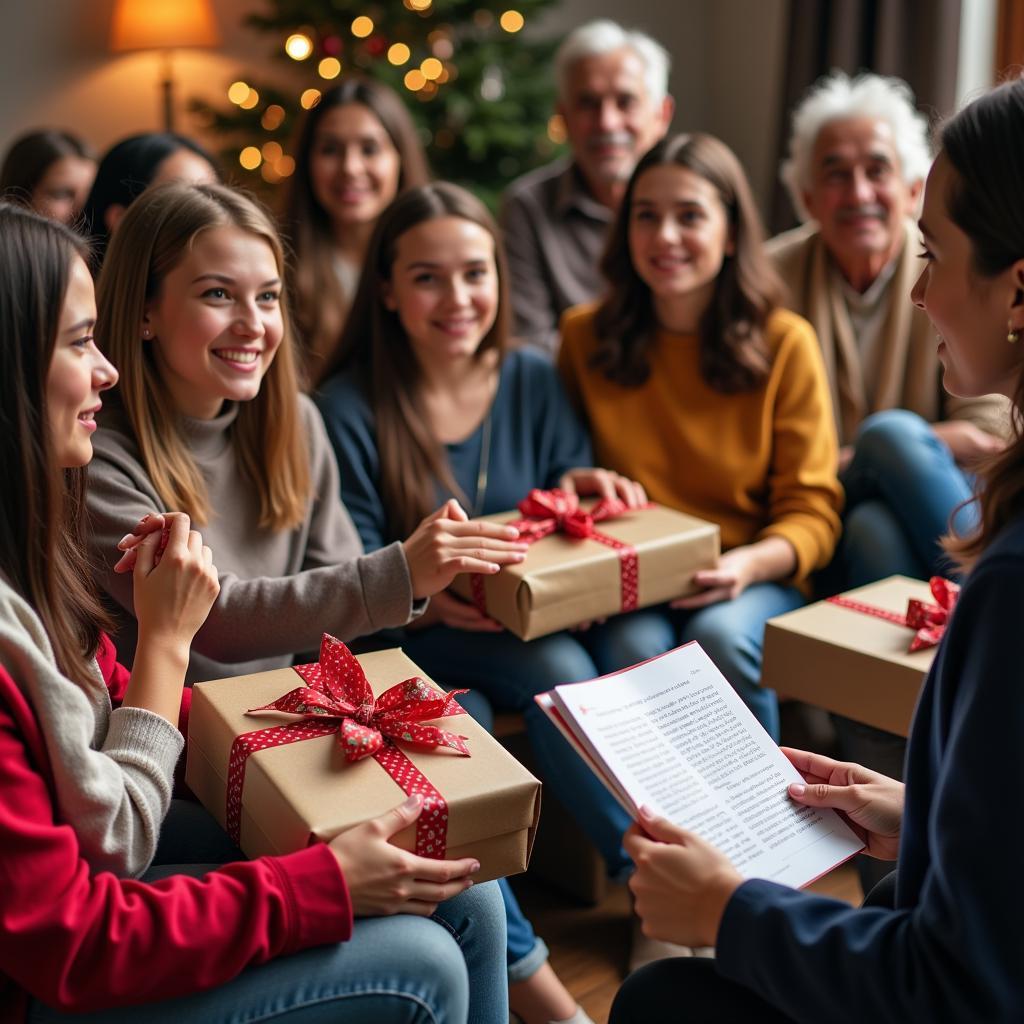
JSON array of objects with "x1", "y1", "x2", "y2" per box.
[
  {"x1": 768, "y1": 71, "x2": 1010, "y2": 889},
  {"x1": 500, "y1": 19, "x2": 673, "y2": 356}
]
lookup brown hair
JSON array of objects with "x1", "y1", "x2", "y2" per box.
[
  {"x1": 592, "y1": 133, "x2": 784, "y2": 393},
  {"x1": 96, "y1": 182, "x2": 310, "y2": 531},
  {"x1": 1, "y1": 129, "x2": 94, "y2": 202},
  {"x1": 939, "y1": 79, "x2": 1024, "y2": 570},
  {"x1": 333, "y1": 182, "x2": 510, "y2": 539},
  {"x1": 0, "y1": 202, "x2": 112, "y2": 682},
  {"x1": 282, "y1": 77, "x2": 431, "y2": 386}
]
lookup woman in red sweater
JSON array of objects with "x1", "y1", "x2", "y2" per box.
[{"x1": 0, "y1": 201, "x2": 506, "y2": 1022}]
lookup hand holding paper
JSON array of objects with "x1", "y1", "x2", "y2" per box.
[
  {"x1": 536, "y1": 642, "x2": 864, "y2": 891},
  {"x1": 783, "y1": 747, "x2": 904, "y2": 860},
  {"x1": 626, "y1": 808, "x2": 743, "y2": 947}
]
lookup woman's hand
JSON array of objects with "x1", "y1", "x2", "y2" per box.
[
  {"x1": 410, "y1": 590, "x2": 504, "y2": 633},
  {"x1": 402, "y1": 499, "x2": 528, "y2": 600},
  {"x1": 113, "y1": 511, "x2": 172, "y2": 573},
  {"x1": 329, "y1": 796, "x2": 481, "y2": 917},
  {"x1": 132, "y1": 513, "x2": 220, "y2": 649},
  {"x1": 782, "y1": 747, "x2": 904, "y2": 860},
  {"x1": 559, "y1": 467, "x2": 647, "y2": 508},
  {"x1": 670, "y1": 537, "x2": 797, "y2": 610},
  {"x1": 625, "y1": 806, "x2": 743, "y2": 948},
  {"x1": 931, "y1": 420, "x2": 1005, "y2": 467}
]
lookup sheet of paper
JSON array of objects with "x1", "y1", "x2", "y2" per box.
[{"x1": 542, "y1": 642, "x2": 864, "y2": 889}]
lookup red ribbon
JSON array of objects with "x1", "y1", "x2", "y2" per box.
[
  {"x1": 827, "y1": 576, "x2": 960, "y2": 652},
  {"x1": 225, "y1": 634, "x2": 470, "y2": 857},
  {"x1": 470, "y1": 489, "x2": 640, "y2": 617}
]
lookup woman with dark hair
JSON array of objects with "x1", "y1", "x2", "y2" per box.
[
  {"x1": 558, "y1": 133, "x2": 843, "y2": 740},
  {"x1": 0, "y1": 128, "x2": 96, "y2": 223},
  {"x1": 609, "y1": 82, "x2": 1024, "y2": 1024},
  {"x1": 81, "y1": 132, "x2": 219, "y2": 263},
  {"x1": 317, "y1": 180, "x2": 655, "y2": 1021},
  {"x1": 0, "y1": 200, "x2": 508, "y2": 1023},
  {"x1": 283, "y1": 77, "x2": 430, "y2": 386}
]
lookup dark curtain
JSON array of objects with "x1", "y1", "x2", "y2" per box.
[{"x1": 769, "y1": 0, "x2": 962, "y2": 233}]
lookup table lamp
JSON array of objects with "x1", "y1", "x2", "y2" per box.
[{"x1": 110, "y1": 0, "x2": 221, "y2": 131}]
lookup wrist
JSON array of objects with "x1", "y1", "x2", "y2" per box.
[
  {"x1": 702, "y1": 868, "x2": 743, "y2": 944},
  {"x1": 135, "y1": 630, "x2": 190, "y2": 673}
]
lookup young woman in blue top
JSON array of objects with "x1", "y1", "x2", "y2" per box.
[
  {"x1": 317, "y1": 182, "x2": 649, "y2": 1024},
  {"x1": 609, "y1": 78, "x2": 1024, "y2": 1024}
]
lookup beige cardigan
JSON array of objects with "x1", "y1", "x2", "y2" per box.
[{"x1": 767, "y1": 219, "x2": 1009, "y2": 446}]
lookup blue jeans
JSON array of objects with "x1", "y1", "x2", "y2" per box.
[
  {"x1": 29, "y1": 877, "x2": 507, "y2": 1024},
  {"x1": 403, "y1": 626, "x2": 635, "y2": 880},
  {"x1": 585, "y1": 584, "x2": 807, "y2": 742},
  {"x1": 30, "y1": 803, "x2": 507, "y2": 1024},
  {"x1": 840, "y1": 409, "x2": 976, "y2": 588}
]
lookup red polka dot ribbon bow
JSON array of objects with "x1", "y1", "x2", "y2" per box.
[
  {"x1": 470, "y1": 488, "x2": 641, "y2": 614},
  {"x1": 225, "y1": 634, "x2": 470, "y2": 857},
  {"x1": 827, "y1": 576, "x2": 960, "y2": 652}
]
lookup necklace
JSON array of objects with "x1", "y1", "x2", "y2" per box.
[{"x1": 472, "y1": 409, "x2": 492, "y2": 517}]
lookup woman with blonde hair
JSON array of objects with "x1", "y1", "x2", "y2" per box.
[{"x1": 87, "y1": 181, "x2": 525, "y2": 688}]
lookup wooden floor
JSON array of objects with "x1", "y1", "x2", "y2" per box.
[{"x1": 513, "y1": 862, "x2": 862, "y2": 1023}]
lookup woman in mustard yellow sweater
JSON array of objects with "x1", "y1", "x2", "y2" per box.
[{"x1": 558, "y1": 133, "x2": 842, "y2": 740}]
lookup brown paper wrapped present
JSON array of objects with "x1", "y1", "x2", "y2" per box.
[
  {"x1": 185, "y1": 637, "x2": 541, "y2": 882},
  {"x1": 450, "y1": 490, "x2": 720, "y2": 641},
  {"x1": 762, "y1": 575, "x2": 943, "y2": 737}
]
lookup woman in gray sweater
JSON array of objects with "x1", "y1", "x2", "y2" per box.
[{"x1": 87, "y1": 182, "x2": 527, "y2": 685}]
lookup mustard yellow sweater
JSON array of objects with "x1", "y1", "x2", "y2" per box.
[{"x1": 558, "y1": 304, "x2": 843, "y2": 584}]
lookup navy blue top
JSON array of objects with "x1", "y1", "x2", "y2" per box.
[
  {"x1": 316, "y1": 348, "x2": 593, "y2": 551},
  {"x1": 716, "y1": 514, "x2": 1024, "y2": 1022}
]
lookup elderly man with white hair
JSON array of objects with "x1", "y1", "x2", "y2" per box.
[
  {"x1": 500, "y1": 19, "x2": 673, "y2": 355},
  {"x1": 769, "y1": 71, "x2": 1008, "y2": 592}
]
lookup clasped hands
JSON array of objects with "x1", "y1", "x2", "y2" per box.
[{"x1": 626, "y1": 749, "x2": 905, "y2": 948}]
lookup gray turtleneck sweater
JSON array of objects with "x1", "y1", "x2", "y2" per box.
[{"x1": 87, "y1": 396, "x2": 419, "y2": 684}]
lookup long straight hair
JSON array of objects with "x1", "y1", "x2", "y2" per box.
[
  {"x1": 283, "y1": 77, "x2": 431, "y2": 386},
  {"x1": 333, "y1": 182, "x2": 511, "y2": 539},
  {"x1": 0, "y1": 202, "x2": 111, "y2": 681},
  {"x1": 96, "y1": 182, "x2": 310, "y2": 531},
  {"x1": 593, "y1": 133, "x2": 784, "y2": 393},
  {"x1": 940, "y1": 79, "x2": 1024, "y2": 570}
]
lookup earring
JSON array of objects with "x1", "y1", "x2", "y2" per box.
[
  {"x1": 142, "y1": 328, "x2": 151, "y2": 339},
  {"x1": 1009, "y1": 328, "x2": 1020, "y2": 344}
]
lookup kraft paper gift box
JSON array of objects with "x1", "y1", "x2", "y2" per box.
[
  {"x1": 185, "y1": 641, "x2": 541, "y2": 883},
  {"x1": 450, "y1": 492, "x2": 720, "y2": 641},
  {"x1": 761, "y1": 575, "x2": 948, "y2": 737}
]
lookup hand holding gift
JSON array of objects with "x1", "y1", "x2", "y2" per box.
[
  {"x1": 329, "y1": 794, "x2": 481, "y2": 918},
  {"x1": 402, "y1": 498, "x2": 528, "y2": 599},
  {"x1": 558, "y1": 466, "x2": 648, "y2": 509}
]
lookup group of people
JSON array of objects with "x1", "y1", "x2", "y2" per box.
[{"x1": 1, "y1": 14, "x2": 1022, "y2": 1024}]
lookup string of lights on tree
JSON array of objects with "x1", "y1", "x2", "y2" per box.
[{"x1": 189, "y1": 0, "x2": 565, "y2": 203}]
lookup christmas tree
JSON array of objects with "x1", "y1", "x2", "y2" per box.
[{"x1": 190, "y1": 0, "x2": 566, "y2": 206}]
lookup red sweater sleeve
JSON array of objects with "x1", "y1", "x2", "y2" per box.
[{"x1": 0, "y1": 674, "x2": 353, "y2": 1014}]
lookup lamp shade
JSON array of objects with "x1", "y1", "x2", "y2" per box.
[{"x1": 110, "y1": 0, "x2": 221, "y2": 52}]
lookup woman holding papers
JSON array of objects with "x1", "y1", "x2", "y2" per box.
[
  {"x1": 0, "y1": 202, "x2": 507, "y2": 1021},
  {"x1": 611, "y1": 81, "x2": 1024, "y2": 1022},
  {"x1": 558, "y1": 133, "x2": 843, "y2": 741}
]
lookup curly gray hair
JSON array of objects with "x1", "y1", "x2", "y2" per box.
[{"x1": 780, "y1": 71, "x2": 932, "y2": 222}]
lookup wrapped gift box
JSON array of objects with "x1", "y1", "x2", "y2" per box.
[
  {"x1": 762, "y1": 575, "x2": 942, "y2": 737},
  {"x1": 450, "y1": 498, "x2": 720, "y2": 641},
  {"x1": 185, "y1": 645, "x2": 541, "y2": 883}
]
